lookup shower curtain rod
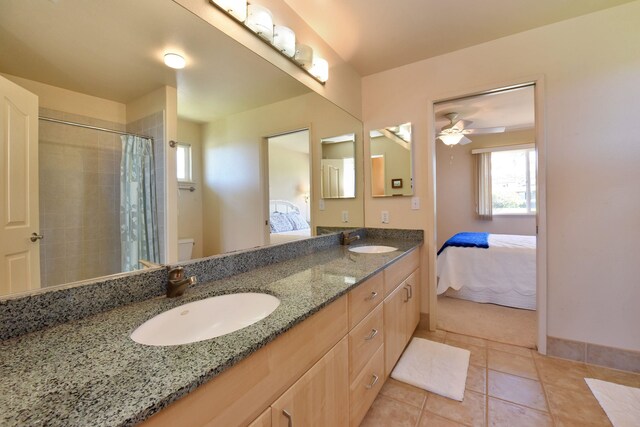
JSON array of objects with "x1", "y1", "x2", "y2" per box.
[{"x1": 38, "y1": 116, "x2": 154, "y2": 141}]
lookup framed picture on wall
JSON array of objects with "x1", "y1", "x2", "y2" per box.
[{"x1": 391, "y1": 178, "x2": 403, "y2": 189}]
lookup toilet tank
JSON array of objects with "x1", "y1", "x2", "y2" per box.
[{"x1": 178, "y1": 238, "x2": 195, "y2": 262}]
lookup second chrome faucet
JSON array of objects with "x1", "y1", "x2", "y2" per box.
[{"x1": 167, "y1": 267, "x2": 197, "y2": 298}]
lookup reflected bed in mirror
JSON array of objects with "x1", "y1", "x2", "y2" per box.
[
  {"x1": 370, "y1": 123, "x2": 413, "y2": 197},
  {"x1": 0, "y1": 0, "x2": 363, "y2": 298},
  {"x1": 320, "y1": 133, "x2": 356, "y2": 199}
]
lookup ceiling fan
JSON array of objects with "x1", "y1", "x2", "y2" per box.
[{"x1": 437, "y1": 112, "x2": 505, "y2": 146}]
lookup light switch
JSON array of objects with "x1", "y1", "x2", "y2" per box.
[
  {"x1": 411, "y1": 197, "x2": 420, "y2": 210},
  {"x1": 381, "y1": 211, "x2": 389, "y2": 224},
  {"x1": 341, "y1": 210, "x2": 349, "y2": 223}
]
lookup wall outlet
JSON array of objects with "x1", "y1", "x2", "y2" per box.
[
  {"x1": 341, "y1": 210, "x2": 349, "y2": 223},
  {"x1": 411, "y1": 196, "x2": 420, "y2": 210},
  {"x1": 381, "y1": 211, "x2": 389, "y2": 224},
  {"x1": 319, "y1": 199, "x2": 325, "y2": 211}
]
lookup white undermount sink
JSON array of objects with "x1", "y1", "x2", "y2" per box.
[
  {"x1": 130, "y1": 293, "x2": 280, "y2": 346},
  {"x1": 349, "y1": 245, "x2": 398, "y2": 254}
]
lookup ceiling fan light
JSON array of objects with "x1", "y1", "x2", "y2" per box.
[{"x1": 438, "y1": 134, "x2": 465, "y2": 146}]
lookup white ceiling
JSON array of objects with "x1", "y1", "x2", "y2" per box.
[
  {"x1": 0, "y1": 0, "x2": 310, "y2": 123},
  {"x1": 434, "y1": 85, "x2": 535, "y2": 132},
  {"x1": 284, "y1": 0, "x2": 636, "y2": 76}
]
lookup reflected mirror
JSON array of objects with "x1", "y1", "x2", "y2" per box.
[
  {"x1": 320, "y1": 133, "x2": 356, "y2": 199},
  {"x1": 370, "y1": 123, "x2": 413, "y2": 197},
  {"x1": 0, "y1": 0, "x2": 363, "y2": 298}
]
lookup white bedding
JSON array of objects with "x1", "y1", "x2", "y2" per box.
[
  {"x1": 269, "y1": 228, "x2": 311, "y2": 245},
  {"x1": 437, "y1": 234, "x2": 536, "y2": 310}
]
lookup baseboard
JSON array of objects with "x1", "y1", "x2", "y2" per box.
[{"x1": 547, "y1": 336, "x2": 640, "y2": 373}]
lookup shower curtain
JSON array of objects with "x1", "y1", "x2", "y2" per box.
[{"x1": 120, "y1": 135, "x2": 160, "y2": 271}]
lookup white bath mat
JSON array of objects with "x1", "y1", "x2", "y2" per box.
[
  {"x1": 586, "y1": 378, "x2": 640, "y2": 427},
  {"x1": 391, "y1": 337, "x2": 470, "y2": 401}
]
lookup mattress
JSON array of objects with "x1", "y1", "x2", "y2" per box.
[
  {"x1": 437, "y1": 234, "x2": 536, "y2": 310},
  {"x1": 269, "y1": 229, "x2": 311, "y2": 245}
]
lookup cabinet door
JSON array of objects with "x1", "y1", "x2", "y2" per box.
[
  {"x1": 271, "y1": 337, "x2": 349, "y2": 427},
  {"x1": 383, "y1": 282, "x2": 409, "y2": 377},
  {"x1": 405, "y1": 268, "x2": 421, "y2": 341},
  {"x1": 249, "y1": 408, "x2": 271, "y2": 427}
]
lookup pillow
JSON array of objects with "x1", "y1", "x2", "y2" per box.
[
  {"x1": 286, "y1": 211, "x2": 309, "y2": 230},
  {"x1": 270, "y1": 212, "x2": 294, "y2": 233}
]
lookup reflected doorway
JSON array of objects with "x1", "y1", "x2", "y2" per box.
[{"x1": 265, "y1": 129, "x2": 312, "y2": 245}]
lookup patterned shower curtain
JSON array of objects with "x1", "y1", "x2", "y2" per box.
[{"x1": 120, "y1": 135, "x2": 160, "y2": 271}]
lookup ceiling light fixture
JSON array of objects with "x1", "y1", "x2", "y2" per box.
[
  {"x1": 438, "y1": 134, "x2": 468, "y2": 146},
  {"x1": 164, "y1": 53, "x2": 186, "y2": 69},
  {"x1": 208, "y1": 0, "x2": 328, "y2": 84}
]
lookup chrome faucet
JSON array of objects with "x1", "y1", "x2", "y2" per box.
[
  {"x1": 341, "y1": 231, "x2": 361, "y2": 245},
  {"x1": 167, "y1": 266, "x2": 197, "y2": 298}
]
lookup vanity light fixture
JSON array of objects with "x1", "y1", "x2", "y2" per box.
[
  {"x1": 211, "y1": 0, "x2": 247, "y2": 21},
  {"x1": 246, "y1": 4, "x2": 274, "y2": 42},
  {"x1": 273, "y1": 25, "x2": 296, "y2": 58},
  {"x1": 164, "y1": 53, "x2": 186, "y2": 69},
  {"x1": 310, "y1": 55, "x2": 329, "y2": 83},
  {"x1": 208, "y1": 0, "x2": 327, "y2": 84}
]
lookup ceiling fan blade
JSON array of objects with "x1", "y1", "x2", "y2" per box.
[
  {"x1": 458, "y1": 136, "x2": 472, "y2": 145},
  {"x1": 462, "y1": 126, "x2": 506, "y2": 135}
]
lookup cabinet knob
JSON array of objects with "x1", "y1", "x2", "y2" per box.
[
  {"x1": 364, "y1": 328, "x2": 378, "y2": 341},
  {"x1": 365, "y1": 374, "x2": 379, "y2": 389},
  {"x1": 365, "y1": 291, "x2": 378, "y2": 301},
  {"x1": 282, "y1": 409, "x2": 293, "y2": 427}
]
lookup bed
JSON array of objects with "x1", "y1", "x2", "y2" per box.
[
  {"x1": 437, "y1": 233, "x2": 536, "y2": 310},
  {"x1": 269, "y1": 200, "x2": 311, "y2": 244}
]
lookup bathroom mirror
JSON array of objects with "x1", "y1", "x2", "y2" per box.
[
  {"x1": 370, "y1": 123, "x2": 413, "y2": 197},
  {"x1": 0, "y1": 0, "x2": 363, "y2": 298},
  {"x1": 320, "y1": 133, "x2": 356, "y2": 199}
]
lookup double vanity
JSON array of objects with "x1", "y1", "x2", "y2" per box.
[{"x1": 1, "y1": 229, "x2": 423, "y2": 426}]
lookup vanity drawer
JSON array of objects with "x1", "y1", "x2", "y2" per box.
[
  {"x1": 349, "y1": 304, "x2": 384, "y2": 381},
  {"x1": 349, "y1": 345, "x2": 385, "y2": 427},
  {"x1": 348, "y1": 271, "x2": 384, "y2": 329},
  {"x1": 384, "y1": 247, "x2": 419, "y2": 296}
]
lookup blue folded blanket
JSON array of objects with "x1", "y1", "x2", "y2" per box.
[{"x1": 437, "y1": 232, "x2": 489, "y2": 255}]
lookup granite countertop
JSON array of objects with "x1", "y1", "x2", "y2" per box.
[{"x1": 0, "y1": 237, "x2": 421, "y2": 426}]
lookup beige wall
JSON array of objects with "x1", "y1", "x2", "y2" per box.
[
  {"x1": 177, "y1": 118, "x2": 204, "y2": 259},
  {"x1": 436, "y1": 130, "x2": 537, "y2": 248},
  {"x1": 370, "y1": 136, "x2": 412, "y2": 196},
  {"x1": 362, "y1": 2, "x2": 640, "y2": 351},
  {"x1": 174, "y1": 0, "x2": 362, "y2": 119},
  {"x1": 202, "y1": 92, "x2": 363, "y2": 255}
]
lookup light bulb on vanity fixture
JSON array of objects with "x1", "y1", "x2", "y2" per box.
[
  {"x1": 163, "y1": 53, "x2": 186, "y2": 69},
  {"x1": 246, "y1": 4, "x2": 274, "y2": 42},
  {"x1": 273, "y1": 25, "x2": 296, "y2": 57},
  {"x1": 310, "y1": 55, "x2": 329, "y2": 83},
  {"x1": 294, "y1": 44, "x2": 313, "y2": 70}
]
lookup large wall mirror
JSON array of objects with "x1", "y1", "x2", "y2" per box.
[
  {"x1": 0, "y1": 0, "x2": 363, "y2": 298},
  {"x1": 320, "y1": 133, "x2": 356, "y2": 199},
  {"x1": 370, "y1": 123, "x2": 413, "y2": 197}
]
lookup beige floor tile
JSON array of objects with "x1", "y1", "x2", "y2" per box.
[
  {"x1": 488, "y1": 370, "x2": 547, "y2": 411},
  {"x1": 466, "y1": 365, "x2": 487, "y2": 394},
  {"x1": 534, "y1": 355, "x2": 591, "y2": 393},
  {"x1": 445, "y1": 340, "x2": 487, "y2": 367},
  {"x1": 424, "y1": 389, "x2": 486, "y2": 427},
  {"x1": 586, "y1": 364, "x2": 640, "y2": 388},
  {"x1": 379, "y1": 378, "x2": 428, "y2": 409},
  {"x1": 544, "y1": 383, "x2": 611, "y2": 426},
  {"x1": 446, "y1": 332, "x2": 488, "y2": 348},
  {"x1": 486, "y1": 341, "x2": 533, "y2": 358},
  {"x1": 414, "y1": 329, "x2": 447, "y2": 343},
  {"x1": 553, "y1": 415, "x2": 612, "y2": 426},
  {"x1": 488, "y1": 349, "x2": 538, "y2": 380},
  {"x1": 419, "y1": 410, "x2": 467, "y2": 426},
  {"x1": 488, "y1": 397, "x2": 553, "y2": 427},
  {"x1": 360, "y1": 394, "x2": 422, "y2": 427}
]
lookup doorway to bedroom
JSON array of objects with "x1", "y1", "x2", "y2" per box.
[
  {"x1": 433, "y1": 84, "x2": 539, "y2": 349},
  {"x1": 265, "y1": 129, "x2": 312, "y2": 245}
]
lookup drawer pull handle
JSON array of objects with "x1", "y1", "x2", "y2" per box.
[
  {"x1": 404, "y1": 286, "x2": 410, "y2": 302},
  {"x1": 364, "y1": 328, "x2": 378, "y2": 341},
  {"x1": 283, "y1": 409, "x2": 293, "y2": 427},
  {"x1": 407, "y1": 284, "x2": 413, "y2": 299},
  {"x1": 365, "y1": 291, "x2": 378, "y2": 301},
  {"x1": 366, "y1": 374, "x2": 379, "y2": 389}
]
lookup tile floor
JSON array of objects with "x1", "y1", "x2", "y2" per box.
[{"x1": 360, "y1": 328, "x2": 640, "y2": 426}]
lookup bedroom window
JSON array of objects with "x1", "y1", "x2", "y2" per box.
[
  {"x1": 176, "y1": 143, "x2": 193, "y2": 183},
  {"x1": 490, "y1": 147, "x2": 536, "y2": 215}
]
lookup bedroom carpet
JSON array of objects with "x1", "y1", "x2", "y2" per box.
[{"x1": 436, "y1": 296, "x2": 537, "y2": 349}]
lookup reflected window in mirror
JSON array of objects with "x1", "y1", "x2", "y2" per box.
[
  {"x1": 320, "y1": 133, "x2": 356, "y2": 199},
  {"x1": 370, "y1": 123, "x2": 413, "y2": 197},
  {"x1": 176, "y1": 143, "x2": 193, "y2": 183}
]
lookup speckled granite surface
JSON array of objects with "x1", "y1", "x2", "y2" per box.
[{"x1": 0, "y1": 236, "x2": 421, "y2": 427}]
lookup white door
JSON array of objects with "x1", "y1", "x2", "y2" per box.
[{"x1": 0, "y1": 75, "x2": 40, "y2": 295}]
